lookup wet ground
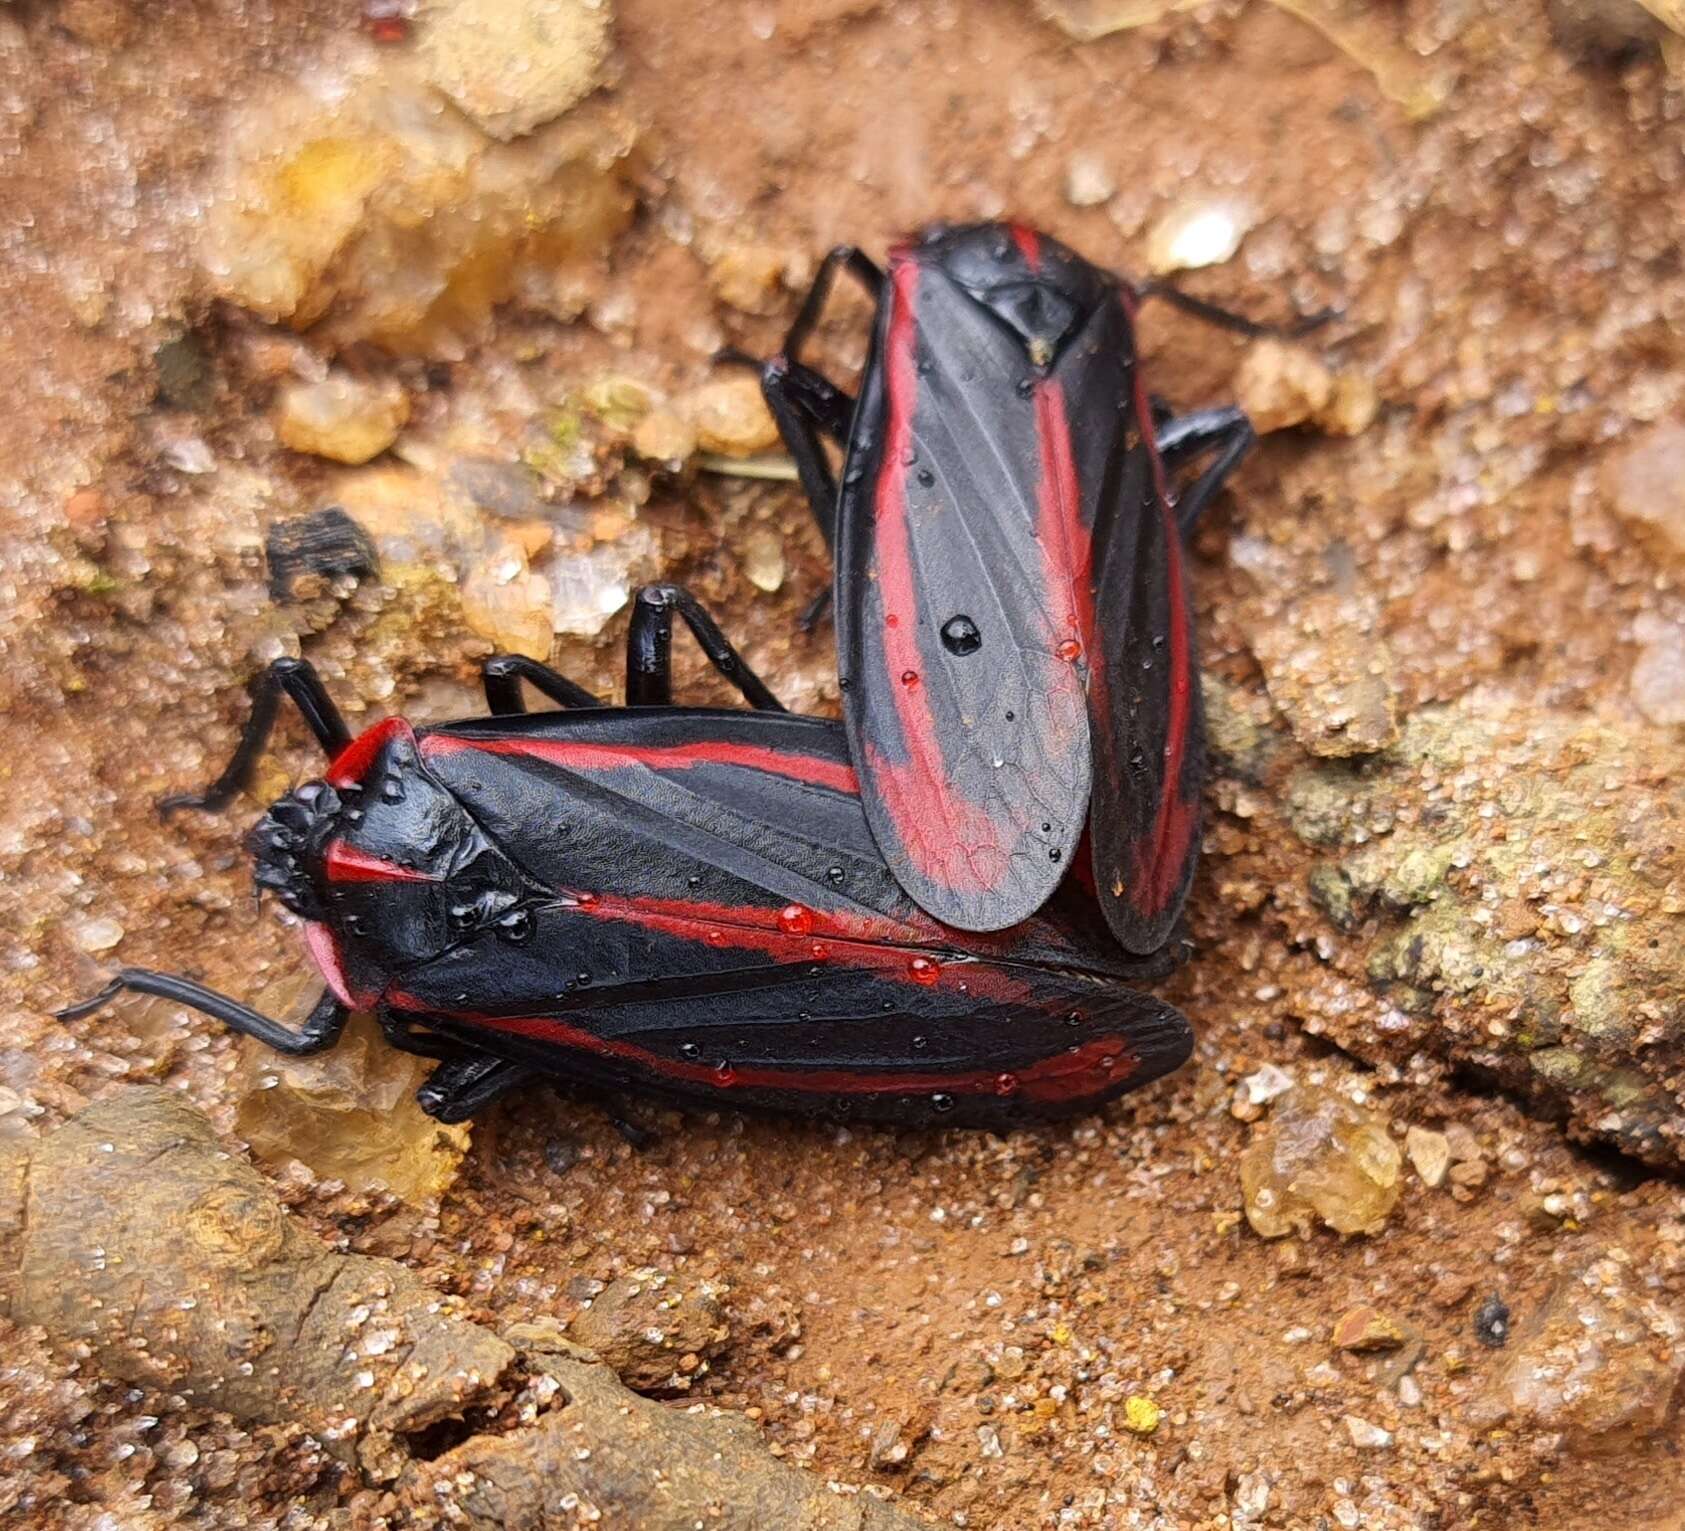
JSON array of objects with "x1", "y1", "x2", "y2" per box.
[{"x1": 3, "y1": 0, "x2": 1685, "y2": 1526}]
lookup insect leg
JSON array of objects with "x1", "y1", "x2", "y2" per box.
[
  {"x1": 1137, "y1": 280, "x2": 1339, "y2": 339},
  {"x1": 481, "y1": 654, "x2": 603, "y2": 716},
  {"x1": 782, "y1": 244, "x2": 884, "y2": 363},
  {"x1": 415, "y1": 1053, "x2": 537, "y2": 1122},
  {"x1": 56, "y1": 968, "x2": 349, "y2": 1056},
  {"x1": 625, "y1": 583, "x2": 787, "y2": 712},
  {"x1": 159, "y1": 658, "x2": 351, "y2": 815},
  {"x1": 1151, "y1": 407, "x2": 1256, "y2": 538}
]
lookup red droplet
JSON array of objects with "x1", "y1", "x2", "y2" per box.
[
  {"x1": 714, "y1": 1061, "x2": 737, "y2": 1086},
  {"x1": 575, "y1": 891, "x2": 599, "y2": 908},
  {"x1": 1057, "y1": 638, "x2": 1083, "y2": 662},
  {"x1": 777, "y1": 903, "x2": 814, "y2": 936},
  {"x1": 900, "y1": 670, "x2": 921, "y2": 688},
  {"x1": 994, "y1": 1072, "x2": 1021, "y2": 1097},
  {"x1": 886, "y1": 613, "x2": 899, "y2": 628},
  {"x1": 706, "y1": 928, "x2": 727, "y2": 948},
  {"x1": 1099, "y1": 1053, "x2": 1118, "y2": 1073},
  {"x1": 810, "y1": 942, "x2": 831, "y2": 960},
  {"x1": 907, "y1": 955, "x2": 941, "y2": 986}
]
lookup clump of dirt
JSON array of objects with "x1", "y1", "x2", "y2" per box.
[{"x1": 3, "y1": 1, "x2": 1685, "y2": 1527}]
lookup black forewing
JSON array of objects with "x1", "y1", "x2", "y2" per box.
[
  {"x1": 835, "y1": 248, "x2": 1093, "y2": 934},
  {"x1": 1087, "y1": 419, "x2": 1207, "y2": 956}
]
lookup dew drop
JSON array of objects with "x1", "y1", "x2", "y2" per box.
[
  {"x1": 810, "y1": 942, "x2": 831, "y2": 960},
  {"x1": 576, "y1": 891, "x2": 599, "y2": 908},
  {"x1": 576, "y1": 972, "x2": 592, "y2": 986},
  {"x1": 886, "y1": 613, "x2": 899, "y2": 628},
  {"x1": 687, "y1": 874, "x2": 703, "y2": 889},
  {"x1": 907, "y1": 955, "x2": 941, "y2": 986},
  {"x1": 1004, "y1": 709, "x2": 1016, "y2": 721},
  {"x1": 825, "y1": 865, "x2": 846, "y2": 885},
  {"x1": 1057, "y1": 638, "x2": 1083, "y2": 662},
  {"x1": 706, "y1": 928, "x2": 727, "y2": 947},
  {"x1": 911, "y1": 1034, "x2": 929, "y2": 1050},
  {"x1": 778, "y1": 903, "x2": 814, "y2": 936},
  {"x1": 930, "y1": 1092, "x2": 956, "y2": 1114},
  {"x1": 1048, "y1": 847, "x2": 1062, "y2": 863},
  {"x1": 715, "y1": 1061, "x2": 737, "y2": 1086},
  {"x1": 900, "y1": 445, "x2": 918, "y2": 466},
  {"x1": 1066, "y1": 1010, "x2": 1085, "y2": 1027},
  {"x1": 380, "y1": 777, "x2": 406, "y2": 803},
  {"x1": 995, "y1": 1073, "x2": 1021, "y2": 1097},
  {"x1": 900, "y1": 670, "x2": 921, "y2": 689},
  {"x1": 940, "y1": 615, "x2": 982, "y2": 656},
  {"x1": 680, "y1": 1042, "x2": 701, "y2": 1061},
  {"x1": 1015, "y1": 377, "x2": 1036, "y2": 399},
  {"x1": 917, "y1": 467, "x2": 936, "y2": 488}
]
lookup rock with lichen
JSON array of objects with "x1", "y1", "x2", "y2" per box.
[{"x1": 1205, "y1": 680, "x2": 1685, "y2": 1166}]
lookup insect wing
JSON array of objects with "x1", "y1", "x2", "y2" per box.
[
  {"x1": 1087, "y1": 398, "x2": 1207, "y2": 956},
  {"x1": 836, "y1": 234, "x2": 1109, "y2": 933}
]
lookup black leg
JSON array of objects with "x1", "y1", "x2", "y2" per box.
[
  {"x1": 757, "y1": 360, "x2": 847, "y2": 551},
  {"x1": 1148, "y1": 406, "x2": 1256, "y2": 538},
  {"x1": 481, "y1": 654, "x2": 602, "y2": 716},
  {"x1": 56, "y1": 968, "x2": 349, "y2": 1057},
  {"x1": 781, "y1": 244, "x2": 883, "y2": 364},
  {"x1": 160, "y1": 658, "x2": 351, "y2": 815},
  {"x1": 625, "y1": 584, "x2": 786, "y2": 712},
  {"x1": 1137, "y1": 279, "x2": 1339, "y2": 340},
  {"x1": 416, "y1": 1054, "x2": 537, "y2": 1123}
]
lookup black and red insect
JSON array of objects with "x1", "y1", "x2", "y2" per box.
[
  {"x1": 60, "y1": 586, "x2": 1191, "y2": 1128},
  {"x1": 739, "y1": 221, "x2": 1284, "y2": 956}
]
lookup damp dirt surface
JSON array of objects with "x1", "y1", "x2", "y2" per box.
[{"x1": 4, "y1": 1, "x2": 1685, "y2": 1527}]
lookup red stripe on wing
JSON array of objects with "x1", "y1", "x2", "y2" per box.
[
  {"x1": 421, "y1": 734, "x2": 858, "y2": 795},
  {"x1": 391, "y1": 999, "x2": 1143, "y2": 1106},
  {"x1": 866, "y1": 256, "x2": 1014, "y2": 893}
]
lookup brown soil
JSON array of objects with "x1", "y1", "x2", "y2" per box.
[{"x1": 4, "y1": 1, "x2": 1685, "y2": 1527}]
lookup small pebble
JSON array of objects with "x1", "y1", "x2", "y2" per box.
[
  {"x1": 73, "y1": 917, "x2": 125, "y2": 953},
  {"x1": 1145, "y1": 198, "x2": 1252, "y2": 274},
  {"x1": 1064, "y1": 151, "x2": 1116, "y2": 208},
  {"x1": 1343, "y1": 1414, "x2": 1393, "y2": 1449},
  {"x1": 277, "y1": 373, "x2": 410, "y2": 465},
  {"x1": 1405, "y1": 1125, "x2": 1451, "y2": 1188}
]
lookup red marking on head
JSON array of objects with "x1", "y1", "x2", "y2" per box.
[
  {"x1": 323, "y1": 840, "x2": 437, "y2": 884},
  {"x1": 1116, "y1": 287, "x2": 1198, "y2": 918},
  {"x1": 867, "y1": 259, "x2": 1013, "y2": 895},
  {"x1": 422, "y1": 735, "x2": 858, "y2": 796},
  {"x1": 1011, "y1": 224, "x2": 1043, "y2": 270},
  {"x1": 302, "y1": 921, "x2": 375, "y2": 1008},
  {"x1": 406, "y1": 1006, "x2": 1139, "y2": 1106},
  {"x1": 326, "y1": 717, "x2": 415, "y2": 790}
]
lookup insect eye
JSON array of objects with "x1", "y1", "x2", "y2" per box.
[{"x1": 496, "y1": 908, "x2": 533, "y2": 945}]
